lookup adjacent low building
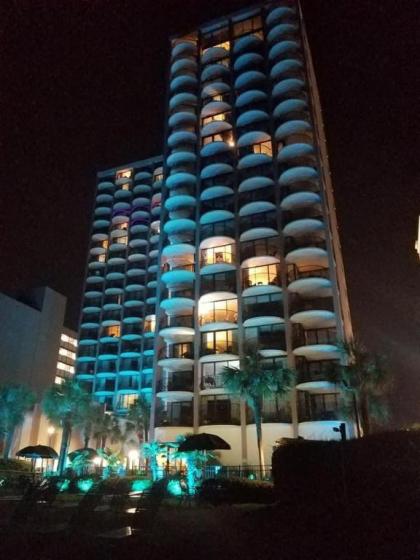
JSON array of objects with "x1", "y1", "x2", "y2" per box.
[{"x1": 0, "y1": 287, "x2": 77, "y2": 456}]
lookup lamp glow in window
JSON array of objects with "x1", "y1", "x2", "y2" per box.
[
  {"x1": 116, "y1": 169, "x2": 132, "y2": 179},
  {"x1": 121, "y1": 183, "x2": 131, "y2": 191},
  {"x1": 115, "y1": 235, "x2": 128, "y2": 245},
  {"x1": 104, "y1": 325, "x2": 120, "y2": 337},
  {"x1": 252, "y1": 141, "x2": 272, "y2": 157},
  {"x1": 144, "y1": 315, "x2": 156, "y2": 333},
  {"x1": 59, "y1": 348, "x2": 76, "y2": 360},
  {"x1": 98, "y1": 253, "x2": 106, "y2": 263}
]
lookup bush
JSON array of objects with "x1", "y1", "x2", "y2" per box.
[
  {"x1": 0, "y1": 459, "x2": 32, "y2": 472},
  {"x1": 198, "y1": 477, "x2": 275, "y2": 505}
]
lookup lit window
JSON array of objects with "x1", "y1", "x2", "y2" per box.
[
  {"x1": 59, "y1": 348, "x2": 76, "y2": 360},
  {"x1": 243, "y1": 264, "x2": 279, "y2": 288},
  {"x1": 56, "y1": 362, "x2": 75, "y2": 374},
  {"x1": 98, "y1": 253, "x2": 106, "y2": 263},
  {"x1": 151, "y1": 221, "x2": 160, "y2": 235},
  {"x1": 252, "y1": 141, "x2": 272, "y2": 156},
  {"x1": 121, "y1": 183, "x2": 131, "y2": 191},
  {"x1": 233, "y1": 15, "x2": 263, "y2": 38},
  {"x1": 61, "y1": 333, "x2": 78, "y2": 346},
  {"x1": 154, "y1": 172, "x2": 164, "y2": 182},
  {"x1": 201, "y1": 243, "x2": 234, "y2": 266},
  {"x1": 202, "y1": 112, "x2": 230, "y2": 127},
  {"x1": 115, "y1": 235, "x2": 128, "y2": 245},
  {"x1": 103, "y1": 325, "x2": 121, "y2": 337},
  {"x1": 144, "y1": 315, "x2": 156, "y2": 333},
  {"x1": 101, "y1": 239, "x2": 109, "y2": 248},
  {"x1": 202, "y1": 129, "x2": 234, "y2": 146},
  {"x1": 116, "y1": 169, "x2": 132, "y2": 179},
  {"x1": 117, "y1": 393, "x2": 138, "y2": 410},
  {"x1": 54, "y1": 376, "x2": 64, "y2": 385}
]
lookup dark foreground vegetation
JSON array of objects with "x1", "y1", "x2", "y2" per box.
[{"x1": 1, "y1": 431, "x2": 419, "y2": 560}]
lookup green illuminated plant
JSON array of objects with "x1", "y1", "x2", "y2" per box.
[
  {"x1": 222, "y1": 346, "x2": 295, "y2": 476},
  {"x1": 42, "y1": 379, "x2": 90, "y2": 475},
  {"x1": 0, "y1": 383, "x2": 36, "y2": 459}
]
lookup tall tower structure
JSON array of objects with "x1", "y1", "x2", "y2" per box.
[
  {"x1": 76, "y1": 157, "x2": 163, "y2": 413},
  {"x1": 75, "y1": 1, "x2": 353, "y2": 467},
  {"x1": 152, "y1": 1, "x2": 352, "y2": 465}
]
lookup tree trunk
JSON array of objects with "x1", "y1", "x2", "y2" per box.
[
  {"x1": 3, "y1": 429, "x2": 15, "y2": 459},
  {"x1": 359, "y1": 393, "x2": 370, "y2": 436},
  {"x1": 58, "y1": 421, "x2": 72, "y2": 475},
  {"x1": 253, "y1": 399, "x2": 265, "y2": 479},
  {"x1": 352, "y1": 392, "x2": 362, "y2": 438},
  {"x1": 83, "y1": 434, "x2": 89, "y2": 449}
]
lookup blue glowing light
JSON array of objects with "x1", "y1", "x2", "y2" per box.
[
  {"x1": 77, "y1": 478, "x2": 94, "y2": 493},
  {"x1": 167, "y1": 479, "x2": 183, "y2": 497},
  {"x1": 131, "y1": 479, "x2": 152, "y2": 492}
]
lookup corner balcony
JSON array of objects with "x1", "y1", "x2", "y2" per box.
[
  {"x1": 156, "y1": 370, "x2": 194, "y2": 400},
  {"x1": 161, "y1": 263, "x2": 195, "y2": 286},
  {"x1": 155, "y1": 401, "x2": 193, "y2": 428},
  {"x1": 292, "y1": 324, "x2": 339, "y2": 361},
  {"x1": 295, "y1": 356, "x2": 341, "y2": 392}
]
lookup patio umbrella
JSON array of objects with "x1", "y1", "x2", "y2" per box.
[
  {"x1": 177, "y1": 433, "x2": 231, "y2": 452},
  {"x1": 16, "y1": 445, "x2": 58, "y2": 460},
  {"x1": 68, "y1": 448, "x2": 98, "y2": 461}
]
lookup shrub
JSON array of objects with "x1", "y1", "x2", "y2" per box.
[
  {"x1": 198, "y1": 477, "x2": 275, "y2": 505},
  {"x1": 0, "y1": 459, "x2": 32, "y2": 472}
]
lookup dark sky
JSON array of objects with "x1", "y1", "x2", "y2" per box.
[{"x1": 1, "y1": 1, "x2": 419, "y2": 426}]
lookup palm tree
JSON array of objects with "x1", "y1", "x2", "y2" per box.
[
  {"x1": 338, "y1": 339, "x2": 391, "y2": 436},
  {"x1": 42, "y1": 378, "x2": 90, "y2": 474},
  {"x1": 126, "y1": 395, "x2": 151, "y2": 455},
  {"x1": 92, "y1": 412, "x2": 122, "y2": 449},
  {"x1": 79, "y1": 401, "x2": 104, "y2": 449},
  {"x1": 142, "y1": 440, "x2": 162, "y2": 481},
  {"x1": 0, "y1": 384, "x2": 36, "y2": 459},
  {"x1": 222, "y1": 348, "x2": 295, "y2": 475}
]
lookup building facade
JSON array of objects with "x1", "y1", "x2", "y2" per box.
[
  {"x1": 76, "y1": 1, "x2": 353, "y2": 466},
  {"x1": 0, "y1": 287, "x2": 77, "y2": 454},
  {"x1": 77, "y1": 157, "x2": 164, "y2": 412}
]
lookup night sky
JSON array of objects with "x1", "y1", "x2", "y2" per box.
[{"x1": 1, "y1": 1, "x2": 419, "y2": 426}]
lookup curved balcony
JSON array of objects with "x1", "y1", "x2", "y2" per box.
[
  {"x1": 94, "y1": 206, "x2": 112, "y2": 218},
  {"x1": 266, "y1": 6, "x2": 297, "y2": 28},
  {"x1": 275, "y1": 119, "x2": 312, "y2": 143},
  {"x1": 168, "y1": 130, "x2": 197, "y2": 149},
  {"x1": 234, "y1": 52, "x2": 264, "y2": 74},
  {"x1": 271, "y1": 59, "x2": 303, "y2": 82},
  {"x1": 170, "y1": 56, "x2": 197, "y2": 77},
  {"x1": 201, "y1": 62, "x2": 230, "y2": 84},
  {"x1": 171, "y1": 40, "x2": 196, "y2": 61},
  {"x1": 201, "y1": 45, "x2": 229, "y2": 65},
  {"x1": 233, "y1": 33, "x2": 263, "y2": 56},
  {"x1": 170, "y1": 74, "x2": 197, "y2": 95},
  {"x1": 289, "y1": 295, "x2": 335, "y2": 328},
  {"x1": 120, "y1": 339, "x2": 142, "y2": 357},
  {"x1": 164, "y1": 218, "x2": 196, "y2": 245},
  {"x1": 165, "y1": 194, "x2": 196, "y2": 214},
  {"x1": 200, "y1": 193, "x2": 234, "y2": 215},
  {"x1": 267, "y1": 23, "x2": 298, "y2": 45},
  {"x1": 284, "y1": 234, "x2": 326, "y2": 254},
  {"x1": 200, "y1": 270, "x2": 236, "y2": 297},
  {"x1": 236, "y1": 109, "x2": 269, "y2": 131},
  {"x1": 292, "y1": 324, "x2": 339, "y2": 361},
  {"x1": 273, "y1": 78, "x2": 306, "y2": 103},
  {"x1": 242, "y1": 291, "x2": 284, "y2": 322},
  {"x1": 268, "y1": 40, "x2": 301, "y2": 64},
  {"x1": 239, "y1": 209, "x2": 277, "y2": 236},
  {"x1": 235, "y1": 89, "x2": 267, "y2": 112},
  {"x1": 97, "y1": 180, "x2": 115, "y2": 194},
  {"x1": 283, "y1": 218, "x2": 325, "y2": 244},
  {"x1": 234, "y1": 69, "x2": 266, "y2": 92},
  {"x1": 161, "y1": 263, "x2": 195, "y2": 287},
  {"x1": 297, "y1": 391, "x2": 340, "y2": 423},
  {"x1": 156, "y1": 370, "x2": 194, "y2": 400},
  {"x1": 160, "y1": 289, "x2": 195, "y2": 315},
  {"x1": 244, "y1": 322, "x2": 286, "y2": 355},
  {"x1": 295, "y1": 356, "x2": 340, "y2": 391},
  {"x1": 155, "y1": 401, "x2": 193, "y2": 428},
  {"x1": 287, "y1": 263, "x2": 331, "y2": 297},
  {"x1": 279, "y1": 167, "x2": 319, "y2": 195},
  {"x1": 158, "y1": 341, "x2": 194, "y2": 362},
  {"x1": 97, "y1": 342, "x2": 119, "y2": 359},
  {"x1": 274, "y1": 99, "x2": 309, "y2": 125},
  {"x1": 169, "y1": 92, "x2": 197, "y2": 115},
  {"x1": 199, "y1": 237, "x2": 235, "y2": 268},
  {"x1": 198, "y1": 293, "x2": 238, "y2": 329},
  {"x1": 201, "y1": 218, "x2": 235, "y2": 241},
  {"x1": 242, "y1": 261, "x2": 280, "y2": 291}
]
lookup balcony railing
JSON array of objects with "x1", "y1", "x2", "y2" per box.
[
  {"x1": 155, "y1": 403, "x2": 193, "y2": 427},
  {"x1": 287, "y1": 264, "x2": 329, "y2": 283},
  {"x1": 293, "y1": 325, "x2": 337, "y2": 347},
  {"x1": 117, "y1": 378, "x2": 139, "y2": 391},
  {"x1": 200, "y1": 271, "x2": 237, "y2": 296},
  {"x1": 159, "y1": 343, "x2": 194, "y2": 360},
  {"x1": 200, "y1": 398, "x2": 241, "y2": 425},
  {"x1": 298, "y1": 392, "x2": 340, "y2": 422},
  {"x1": 284, "y1": 236, "x2": 326, "y2": 253},
  {"x1": 200, "y1": 243, "x2": 235, "y2": 267},
  {"x1": 200, "y1": 196, "x2": 235, "y2": 215},
  {"x1": 161, "y1": 263, "x2": 195, "y2": 273},
  {"x1": 242, "y1": 298, "x2": 284, "y2": 321},
  {"x1": 282, "y1": 208, "x2": 323, "y2": 225},
  {"x1": 199, "y1": 308, "x2": 237, "y2": 326},
  {"x1": 160, "y1": 315, "x2": 194, "y2": 329},
  {"x1": 201, "y1": 220, "x2": 235, "y2": 240},
  {"x1": 239, "y1": 187, "x2": 275, "y2": 206},
  {"x1": 242, "y1": 264, "x2": 280, "y2": 289},
  {"x1": 289, "y1": 296, "x2": 335, "y2": 315},
  {"x1": 296, "y1": 358, "x2": 341, "y2": 385},
  {"x1": 240, "y1": 236, "x2": 280, "y2": 261},
  {"x1": 239, "y1": 211, "x2": 277, "y2": 234},
  {"x1": 157, "y1": 371, "x2": 194, "y2": 393}
]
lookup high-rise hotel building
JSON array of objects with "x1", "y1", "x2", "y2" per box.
[{"x1": 76, "y1": 1, "x2": 353, "y2": 466}]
